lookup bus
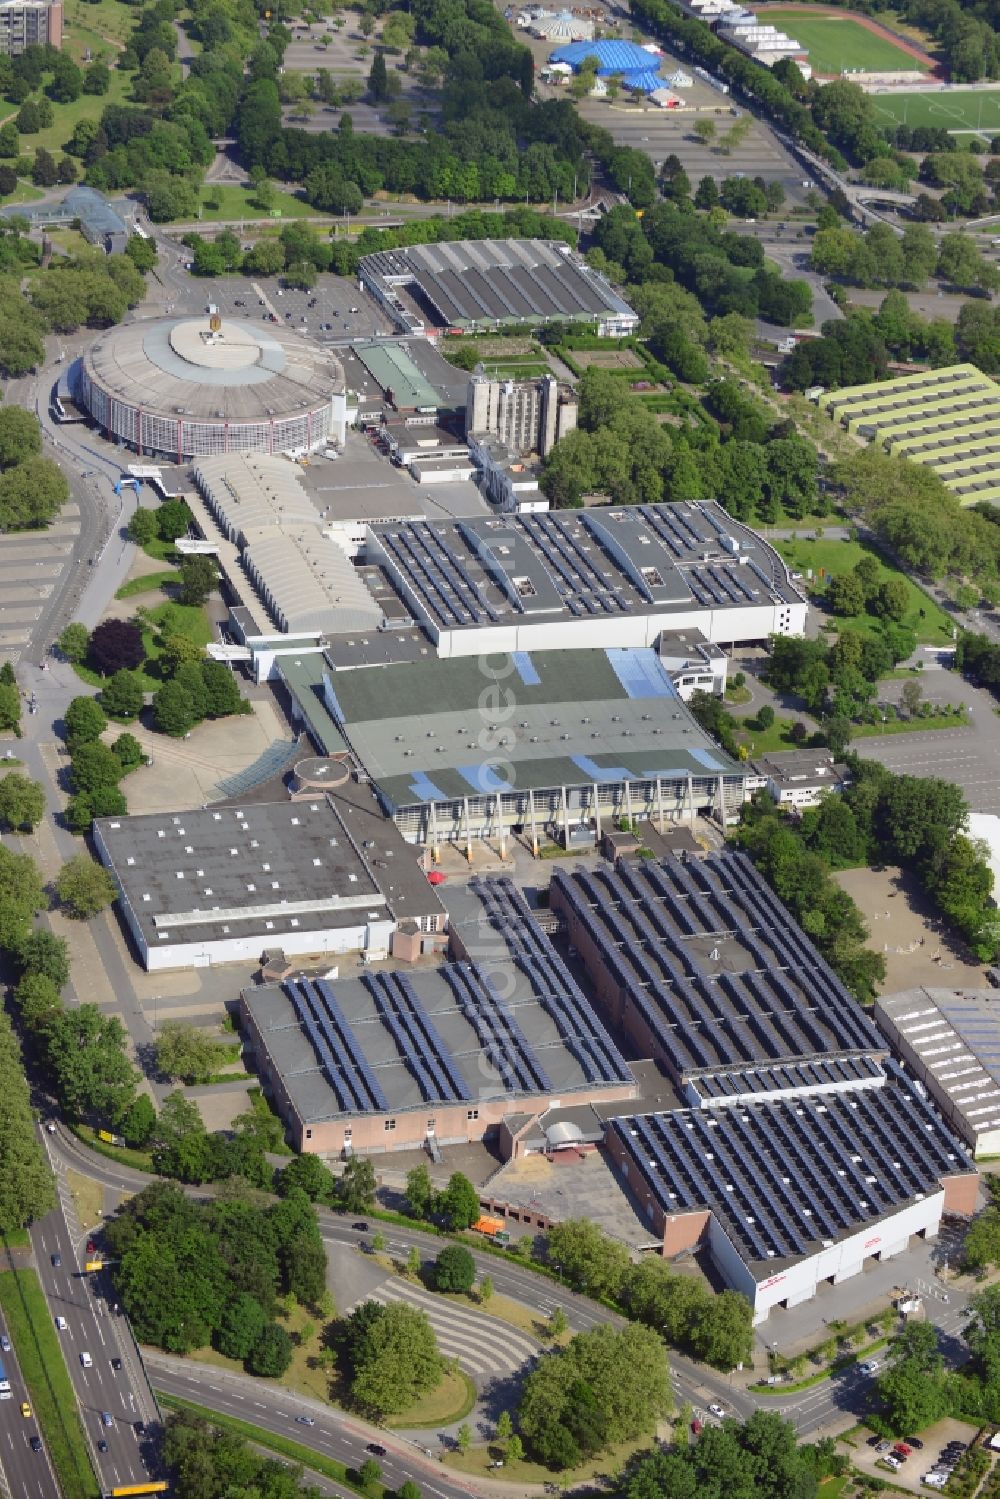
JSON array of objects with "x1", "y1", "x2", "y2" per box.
[
  {"x1": 107, "y1": 1483, "x2": 169, "y2": 1497},
  {"x1": 0, "y1": 1358, "x2": 10, "y2": 1398}
]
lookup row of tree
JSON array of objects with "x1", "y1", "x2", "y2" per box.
[
  {"x1": 811, "y1": 223, "x2": 997, "y2": 294},
  {"x1": 164, "y1": 1407, "x2": 332, "y2": 1499},
  {"x1": 626, "y1": 1410, "x2": 842, "y2": 1499}
]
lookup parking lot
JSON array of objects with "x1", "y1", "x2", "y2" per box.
[
  {"x1": 280, "y1": 18, "x2": 435, "y2": 137},
  {"x1": 850, "y1": 1421, "x2": 985, "y2": 1494},
  {"x1": 168, "y1": 270, "x2": 394, "y2": 344}
]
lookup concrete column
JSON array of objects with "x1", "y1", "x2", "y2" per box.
[
  {"x1": 496, "y1": 792, "x2": 506, "y2": 860},
  {"x1": 656, "y1": 776, "x2": 665, "y2": 834},
  {"x1": 464, "y1": 797, "x2": 473, "y2": 864},
  {"x1": 687, "y1": 774, "x2": 696, "y2": 828},
  {"x1": 624, "y1": 779, "x2": 633, "y2": 830},
  {"x1": 561, "y1": 785, "x2": 570, "y2": 851},
  {"x1": 593, "y1": 785, "x2": 602, "y2": 845},
  {"x1": 528, "y1": 789, "x2": 539, "y2": 858}
]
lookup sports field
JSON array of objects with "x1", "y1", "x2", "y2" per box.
[
  {"x1": 870, "y1": 87, "x2": 1000, "y2": 132},
  {"x1": 764, "y1": 10, "x2": 927, "y2": 74}
]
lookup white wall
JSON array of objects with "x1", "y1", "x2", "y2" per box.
[
  {"x1": 744, "y1": 1192, "x2": 945, "y2": 1324},
  {"x1": 144, "y1": 921, "x2": 372, "y2": 972}
]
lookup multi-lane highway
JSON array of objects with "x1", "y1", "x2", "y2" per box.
[
  {"x1": 31, "y1": 1132, "x2": 162, "y2": 1497},
  {"x1": 0, "y1": 1305, "x2": 60, "y2": 1499}
]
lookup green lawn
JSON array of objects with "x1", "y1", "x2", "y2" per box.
[
  {"x1": 734, "y1": 714, "x2": 809, "y2": 756},
  {"x1": 763, "y1": 10, "x2": 926, "y2": 73},
  {"x1": 11, "y1": 67, "x2": 132, "y2": 157},
  {"x1": 62, "y1": 0, "x2": 134, "y2": 56},
  {"x1": 0, "y1": 1270, "x2": 99, "y2": 1499},
  {"x1": 197, "y1": 184, "x2": 327, "y2": 222},
  {"x1": 115, "y1": 569, "x2": 179, "y2": 600},
  {"x1": 853, "y1": 710, "x2": 968, "y2": 737},
  {"x1": 870, "y1": 87, "x2": 1000, "y2": 132},
  {"x1": 73, "y1": 599, "x2": 210, "y2": 693},
  {"x1": 774, "y1": 536, "x2": 954, "y2": 644},
  {"x1": 2, "y1": 180, "x2": 44, "y2": 205}
]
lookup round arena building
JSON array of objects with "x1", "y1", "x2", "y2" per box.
[{"x1": 78, "y1": 315, "x2": 347, "y2": 462}]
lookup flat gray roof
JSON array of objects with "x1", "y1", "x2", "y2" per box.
[
  {"x1": 323, "y1": 646, "x2": 740, "y2": 810},
  {"x1": 96, "y1": 797, "x2": 407, "y2": 949},
  {"x1": 876, "y1": 987, "x2": 1000, "y2": 1142},
  {"x1": 365, "y1": 503, "x2": 803, "y2": 633},
  {"x1": 243, "y1": 876, "x2": 633, "y2": 1123}
]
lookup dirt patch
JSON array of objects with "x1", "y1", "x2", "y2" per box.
[
  {"x1": 573, "y1": 349, "x2": 644, "y2": 369},
  {"x1": 834, "y1": 864, "x2": 987, "y2": 992}
]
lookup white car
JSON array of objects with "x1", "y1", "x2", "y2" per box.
[
  {"x1": 708, "y1": 1404, "x2": 726, "y2": 1419},
  {"x1": 54, "y1": 1317, "x2": 67, "y2": 1332},
  {"x1": 859, "y1": 1360, "x2": 880, "y2": 1374},
  {"x1": 924, "y1": 1476, "x2": 948, "y2": 1489},
  {"x1": 884, "y1": 1455, "x2": 902, "y2": 1471},
  {"x1": 80, "y1": 1352, "x2": 92, "y2": 1368}
]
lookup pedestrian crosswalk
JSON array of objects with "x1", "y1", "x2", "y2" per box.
[{"x1": 349, "y1": 1275, "x2": 541, "y2": 1380}]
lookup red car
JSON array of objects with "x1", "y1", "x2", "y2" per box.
[
  {"x1": 86, "y1": 1240, "x2": 95, "y2": 1254},
  {"x1": 691, "y1": 1420, "x2": 703, "y2": 1435},
  {"x1": 894, "y1": 1444, "x2": 912, "y2": 1457}
]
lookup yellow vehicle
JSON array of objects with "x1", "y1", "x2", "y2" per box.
[
  {"x1": 108, "y1": 1485, "x2": 169, "y2": 1496},
  {"x1": 20, "y1": 1402, "x2": 31, "y2": 1418}
]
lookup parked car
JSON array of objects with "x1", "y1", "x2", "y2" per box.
[
  {"x1": 884, "y1": 1456, "x2": 903, "y2": 1471},
  {"x1": 708, "y1": 1404, "x2": 726, "y2": 1419},
  {"x1": 906, "y1": 1438, "x2": 925, "y2": 1450}
]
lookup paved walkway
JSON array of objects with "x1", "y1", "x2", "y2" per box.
[{"x1": 361, "y1": 1275, "x2": 541, "y2": 1382}]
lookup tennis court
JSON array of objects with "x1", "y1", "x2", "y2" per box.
[
  {"x1": 765, "y1": 10, "x2": 926, "y2": 74},
  {"x1": 871, "y1": 88, "x2": 1000, "y2": 132}
]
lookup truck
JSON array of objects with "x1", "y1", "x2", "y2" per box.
[
  {"x1": 472, "y1": 1215, "x2": 511, "y2": 1247},
  {"x1": 0, "y1": 1358, "x2": 10, "y2": 1399}
]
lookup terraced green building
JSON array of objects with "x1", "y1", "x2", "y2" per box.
[{"x1": 821, "y1": 364, "x2": 1000, "y2": 507}]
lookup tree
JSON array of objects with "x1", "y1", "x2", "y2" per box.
[
  {"x1": 479, "y1": 1274, "x2": 494, "y2": 1305},
  {"x1": 405, "y1": 1162, "x2": 434, "y2": 1218},
  {"x1": 278, "y1": 1154, "x2": 334, "y2": 1202},
  {"x1": 15, "y1": 972, "x2": 61, "y2": 1031},
  {"x1": 65, "y1": 785, "x2": 127, "y2": 835},
  {"x1": 15, "y1": 928, "x2": 68, "y2": 988},
  {"x1": 178, "y1": 555, "x2": 218, "y2": 608},
  {"x1": 549, "y1": 1306, "x2": 568, "y2": 1339},
  {"x1": 83, "y1": 60, "x2": 111, "y2": 96},
  {"x1": 70, "y1": 741, "x2": 125, "y2": 796},
  {"x1": 89, "y1": 619, "x2": 144, "y2": 676},
  {"x1": 41, "y1": 1005, "x2": 137, "y2": 1124},
  {"x1": 507, "y1": 1435, "x2": 524, "y2": 1464},
  {"x1": 155, "y1": 500, "x2": 192, "y2": 543},
  {"x1": 246, "y1": 1322, "x2": 293, "y2": 1377},
  {"x1": 112, "y1": 733, "x2": 144, "y2": 773},
  {"x1": 496, "y1": 1410, "x2": 513, "y2": 1447},
  {"x1": 0, "y1": 772, "x2": 44, "y2": 831},
  {"x1": 519, "y1": 1323, "x2": 671, "y2": 1467},
  {"x1": 55, "y1": 854, "x2": 117, "y2": 919},
  {"x1": 546, "y1": 1219, "x2": 631, "y2": 1300},
  {"x1": 64, "y1": 695, "x2": 107, "y2": 750},
  {"x1": 693, "y1": 118, "x2": 715, "y2": 146},
  {"x1": 200, "y1": 660, "x2": 243, "y2": 718},
  {"x1": 456, "y1": 1422, "x2": 472, "y2": 1454},
  {"x1": 58, "y1": 623, "x2": 89, "y2": 664},
  {"x1": 120, "y1": 1093, "x2": 156, "y2": 1149},
  {"x1": 435, "y1": 1171, "x2": 479, "y2": 1231},
  {"x1": 346, "y1": 1301, "x2": 443, "y2": 1417},
  {"x1": 152, "y1": 681, "x2": 198, "y2": 738},
  {"x1": 900, "y1": 679, "x2": 923, "y2": 718},
  {"x1": 359, "y1": 1459, "x2": 382, "y2": 1489},
  {"x1": 216, "y1": 1293, "x2": 267, "y2": 1361},
  {"x1": 0, "y1": 406, "x2": 41, "y2": 467},
  {"x1": 688, "y1": 1289, "x2": 754, "y2": 1370},
  {"x1": 100, "y1": 670, "x2": 144, "y2": 721},
  {"x1": 368, "y1": 49, "x2": 389, "y2": 102},
  {"x1": 155, "y1": 1021, "x2": 229, "y2": 1085},
  {"x1": 337, "y1": 1155, "x2": 377, "y2": 1213},
  {"x1": 0, "y1": 1009, "x2": 56, "y2": 1233},
  {"x1": 127, "y1": 508, "x2": 159, "y2": 546},
  {"x1": 433, "y1": 1245, "x2": 476, "y2": 1294},
  {"x1": 0, "y1": 681, "x2": 19, "y2": 733},
  {"x1": 0, "y1": 454, "x2": 67, "y2": 529}
]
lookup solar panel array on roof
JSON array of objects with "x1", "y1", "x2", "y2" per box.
[
  {"x1": 552, "y1": 851, "x2": 884, "y2": 1082},
  {"x1": 610, "y1": 1067, "x2": 970, "y2": 1266},
  {"x1": 362, "y1": 969, "x2": 471, "y2": 1104},
  {"x1": 470, "y1": 876, "x2": 634, "y2": 1086},
  {"x1": 441, "y1": 962, "x2": 554, "y2": 1094},
  {"x1": 689, "y1": 1054, "x2": 885, "y2": 1103},
  {"x1": 285, "y1": 977, "x2": 389, "y2": 1113}
]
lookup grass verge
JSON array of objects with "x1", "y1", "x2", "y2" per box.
[
  {"x1": 66, "y1": 1169, "x2": 104, "y2": 1233},
  {"x1": 773, "y1": 536, "x2": 953, "y2": 644},
  {"x1": 70, "y1": 1122, "x2": 154, "y2": 1173},
  {"x1": 445, "y1": 1432, "x2": 651, "y2": 1485},
  {"x1": 0, "y1": 1269, "x2": 99, "y2": 1499},
  {"x1": 196, "y1": 184, "x2": 325, "y2": 221},
  {"x1": 749, "y1": 1335, "x2": 890, "y2": 1395},
  {"x1": 157, "y1": 1392, "x2": 389, "y2": 1498},
  {"x1": 115, "y1": 570, "x2": 179, "y2": 600},
  {"x1": 852, "y1": 712, "x2": 968, "y2": 737},
  {"x1": 385, "y1": 1367, "x2": 477, "y2": 1428}
]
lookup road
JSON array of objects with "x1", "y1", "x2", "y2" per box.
[
  {"x1": 0, "y1": 1306, "x2": 61, "y2": 1499},
  {"x1": 31, "y1": 1127, "x2": 162, "y2": 1496}
]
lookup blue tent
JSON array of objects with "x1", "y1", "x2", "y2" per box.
[
  {"x1": 619, "y1": 68, "x2": 667, "y2": 92},
  {"x1": 549, "y1": 39, "x2": 659, "y2": 73}
]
